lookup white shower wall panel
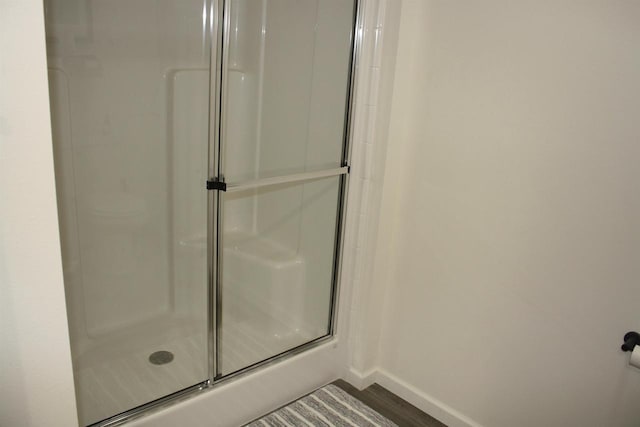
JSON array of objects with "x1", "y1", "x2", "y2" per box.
[
  {"x1": 171, "y1": 69, "x2": 209, "y2": 320},
  {"x1": 255, "y1": 0, "x2": 355, "y2": 336},
  {"x1": 47, "y1": 0, "x2": 212, "y2": 337},
  {"x1": 223, "y1": 70, "x2": 259, "y2": 232}
]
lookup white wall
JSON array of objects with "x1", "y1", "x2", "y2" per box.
[
  {"x1": 347, "y1": 0, "x2": 403, "y2": 381},
  {"x1": 372, "y1": 1, "x2": 640, "y2": 426},
  {"x1": 0, "y1": 0, "x2": 79, "y2": 425}
]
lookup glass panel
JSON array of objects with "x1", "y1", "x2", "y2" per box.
[
  {"x1": 221, "y1": 0, "x2": 356, "y2": 182},
  {"x1": 220, "y1": 176, "x2": 341, "y2": 375},
  {"x1": 44, "y1": 0, "x2": 210, "y2": 424}
]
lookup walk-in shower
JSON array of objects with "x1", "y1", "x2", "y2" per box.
[{"x1": 45, "y1": 0, "x2": 358, "y2": 424}]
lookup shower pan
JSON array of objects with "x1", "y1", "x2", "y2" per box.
[{"x1": 45, "y1": 0, "x2": 358, "y2": 425}]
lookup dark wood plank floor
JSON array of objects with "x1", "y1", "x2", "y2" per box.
[{"x1": 333, "y1": 380, "x2": 447, "y2": 427}]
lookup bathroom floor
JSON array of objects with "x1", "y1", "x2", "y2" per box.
[{"x1": 333, "y1": 380, "x2": 447, "y2": 427}]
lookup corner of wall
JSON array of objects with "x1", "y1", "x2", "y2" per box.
[
  {"x1": 0, "y1": 1, "x2": 79, "y2": 426},
  {"x1": 344, "y1": 0, "x2": 403, "y2": 381}
]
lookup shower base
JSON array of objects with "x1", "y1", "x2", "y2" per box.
[{"x1": 73, "y1": 314, "x2": 309, "y2": 425}]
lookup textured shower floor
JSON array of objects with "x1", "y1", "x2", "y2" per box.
[{"x1": 74, "y1": 317, "x2": 308, "y2": 425}]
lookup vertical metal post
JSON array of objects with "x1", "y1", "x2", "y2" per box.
[
  {"x1": 214, "y1": 0, "x2": 232, "y2": 380},
  {"x1": 207, "y1": 0, "x2": 225, "y2": 383},
  {"x1": 329, "y1": 0, "x2": 362, "y2": 336}
]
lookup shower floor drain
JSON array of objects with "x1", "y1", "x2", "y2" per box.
[{"x1": 149, "y1": 350, "x2": 174, "y2": 365}]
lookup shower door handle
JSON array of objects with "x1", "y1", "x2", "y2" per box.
[{"x1": 206, "y1": 179, "x2": 227, "y2": 191}]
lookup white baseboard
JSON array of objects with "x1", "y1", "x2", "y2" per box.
[
  {"x1": 363, "y1": 369, "x2": 485, "y2": 427},
  {"x1": 344, "y1": 367, "x2": 378, "y2": 390}
]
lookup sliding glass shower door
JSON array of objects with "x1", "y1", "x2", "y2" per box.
[
  {"x1": 46, "y1": 0, "x2": 357, "y2": 424},
  {"x1": 45, "y1": 0, "x2": 213, "y2": 424},
  {"x1": 214, "y1": 0, "x2": 355, "y2": 376}
]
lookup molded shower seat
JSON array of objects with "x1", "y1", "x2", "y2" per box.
[{"x1": 223, "y1": 231, "x2": 307, "y2": 337}]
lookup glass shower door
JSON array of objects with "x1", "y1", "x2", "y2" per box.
[
  {"x1": 216, "y1": 0, "x2": 356, "y2": 376},
  {"x1": 44, "y1": 0, "x2": 212, "y2": 424},
  {"x1": 46, "y1": 0, "x2": 357, "y2": 421}
]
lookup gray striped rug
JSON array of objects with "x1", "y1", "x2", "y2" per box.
[{"x1": 246, "y1": 384, "x2": 398, "y2": 427}]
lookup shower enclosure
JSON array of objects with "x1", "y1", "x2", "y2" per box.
[{"x1": 44, "y1": 0, "x2": 357, "y2": 425}]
